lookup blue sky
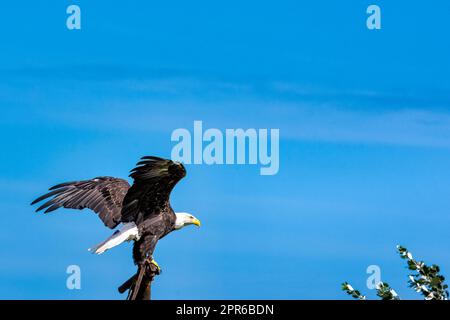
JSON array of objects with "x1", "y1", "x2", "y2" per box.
[{"x1": 0, "y1": 1, "x2": 450, "y2": 299}]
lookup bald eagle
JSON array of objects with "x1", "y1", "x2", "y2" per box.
[{"x1": 31, "y1": 156, "x2": 200, "y2": 299}]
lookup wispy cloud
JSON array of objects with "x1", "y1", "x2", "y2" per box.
[
  {"x1": 2, "y1": 65, "x2": 450, "y2": 107},
  {"x1": 29, "y1": 100, "x2": 450, "y2": 149},
  {"x1": 2, "y1": 65, "x2": 450, "y2": 148}
]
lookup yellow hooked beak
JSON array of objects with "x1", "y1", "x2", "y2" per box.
[{"x1": 192, "y1": 218, "x2": 201, "y2": 227}]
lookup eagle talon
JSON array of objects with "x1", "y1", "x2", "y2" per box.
[{"x1": 145, "y1": 258, "x2": 162, "y2": 275}]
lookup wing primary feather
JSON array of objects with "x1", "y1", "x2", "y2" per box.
[
  {"x1": 38, "y1": 188, "x2": 79, "y2": 212},
  {"x1": 140, "y1": 156, "x2": 164, "y2": 161},
  {"x1": 31, "y1": 188, "x2": 67, "y2": 205},
  {"x1": 49, "y1": 181, "x2": 79, "y2": 191},
  {"x1": 44, "y1": 202, "x2": 63, "y2": 213}
]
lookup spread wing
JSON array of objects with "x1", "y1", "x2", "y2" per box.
[
  {"x1": 121, "y1": 156, "x2": 186, "y2": 225},
  {"x1": 31, "y1": 177, "x2": 130, "y2": 229}
]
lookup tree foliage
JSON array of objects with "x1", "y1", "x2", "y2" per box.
[{"x1": 342, "y1": 245, "x2": 449, "y2": 300}]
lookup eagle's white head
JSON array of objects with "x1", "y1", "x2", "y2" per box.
[{"x1": 174, "y1": 212, "x2": 201, "y2": 230}]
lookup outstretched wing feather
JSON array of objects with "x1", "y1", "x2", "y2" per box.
[
  {"x1": 31, "y1": 177, "x2": 130, "y2": 229},
  {"x1": 120, "y1": 156, "x2": 186, "y2": 224},
  {"x1": 122, "y1": 156, "x2": 186, "y2": 224}
]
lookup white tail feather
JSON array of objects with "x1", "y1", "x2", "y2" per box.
[{"x1": 88, "y1": 222, "x2": 140, "y2": 254}]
